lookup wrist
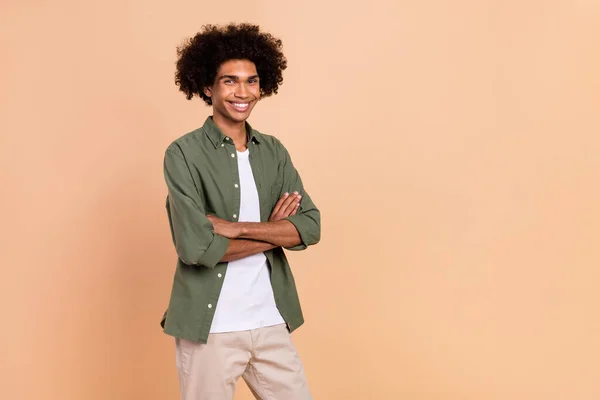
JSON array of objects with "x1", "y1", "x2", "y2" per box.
[{"x1": 237, "y1": 222, "x2": 250, "y2": 238}]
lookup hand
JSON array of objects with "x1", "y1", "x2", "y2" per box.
[
  {"x1": 269, "y1": 191, "x2": 301, "y2": 222},
  {"x1": 207, "y1": 215, "x2": 241, "y2": 239}
]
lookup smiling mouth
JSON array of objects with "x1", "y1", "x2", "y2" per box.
[{"x1": 227, "y1": 101, "x2": 251, "y2": 112}]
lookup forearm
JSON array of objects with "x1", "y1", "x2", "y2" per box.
[
  {"x1": 221, "y1": 238, "x2": 277, "y2": 262},
  {"x1": 237, "y1": 220, "x2": 302, "y2": 248}
]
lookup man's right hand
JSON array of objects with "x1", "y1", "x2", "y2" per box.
[{"x1": 269, "y1": 192, "x2": 301, "y2": 222}]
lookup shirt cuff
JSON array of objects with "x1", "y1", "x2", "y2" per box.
[
  {"x1": 283, "y1": 214, "x2": 312, "y2": 251},
  {"x1": 198, "y1": 234, "x2": 230, "y2": 268}
]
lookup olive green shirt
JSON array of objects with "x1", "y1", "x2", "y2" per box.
[{"x1": 160, "y1": 116, "x2": 321, "y2": 343}]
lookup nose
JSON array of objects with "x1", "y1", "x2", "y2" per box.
[{"x1": 235, "y1": 83, "x2": 249, "y2": 98}]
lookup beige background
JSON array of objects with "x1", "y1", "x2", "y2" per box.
[{"x1": 2, "y1": 0, "x2": 600, "y2": 399}]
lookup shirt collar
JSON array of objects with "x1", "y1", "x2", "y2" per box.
[{"x1": 202, "y1": 116, "x2": 261, "y2": 149}]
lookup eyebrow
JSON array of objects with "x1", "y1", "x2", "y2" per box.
[{"x1": 218, "y1": 74, "x2": 260, "y2": 81}]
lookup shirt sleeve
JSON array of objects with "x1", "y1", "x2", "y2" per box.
[
  {"x1": 163, "y1": 145, "x2": 230, "y2": 267},
  {"x1": 277, "y1": 140, "x2": 321, "y2": 251}
]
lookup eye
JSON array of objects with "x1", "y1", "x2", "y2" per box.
[{"x1": 224, "y1": 79, "x2": 235, "y2": 84}]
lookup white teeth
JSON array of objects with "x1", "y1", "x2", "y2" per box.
[{"x1": 232, "y1": 103, "x2": 248, "y2": 107}]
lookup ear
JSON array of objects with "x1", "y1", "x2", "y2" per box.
[{"x1": 204, "y1": 86, "x2": 212, "y2": 98}]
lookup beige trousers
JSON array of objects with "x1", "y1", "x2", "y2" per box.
[{"x1": 175, "y1": 323, "x2": 312, "y2": 400}]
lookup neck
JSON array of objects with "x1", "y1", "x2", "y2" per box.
[{"x1": 212, "y1": 113, "x2": 247, "y2": 148}]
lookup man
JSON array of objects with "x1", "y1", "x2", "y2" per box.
[{"x1": 160, "y1": 23, "x2": 320, "y2": 400}]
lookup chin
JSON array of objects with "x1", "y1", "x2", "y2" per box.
[
  {"x1": 229, "y1": 113, "x2": 250, "y2": 123},
  {"x1": 231, "y1": 108, "x2": 254, "y2": 121}
]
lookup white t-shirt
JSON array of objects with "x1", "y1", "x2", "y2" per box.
[{"x1": 209, "y1": 148, "x2": 285, "y2": 333}]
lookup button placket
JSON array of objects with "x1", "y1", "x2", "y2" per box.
[{"x1": 229, "y1": 142, "x2": 241, "y2": 224}]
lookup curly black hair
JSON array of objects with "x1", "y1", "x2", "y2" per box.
[{"x1": 174, "y1": 23, "x2": 287, "y2": 105}]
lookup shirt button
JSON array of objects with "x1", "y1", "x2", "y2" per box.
[
  {"x1": 233, "y1": 214, "x2": 237, "y2": 219},
  {"x1": 207, "y1": 304, "x2": 212, "y2": 309},
  {"x1": 225, "y1": 137, "x2": 230, "y2": 141},
  {"x1": 231, "y1": 153, "x2": 235, "y2": 158},
  {"x1": 234, "y1": 183, "x2": 239, "y2": 188},
  {"x1": 217, "y1": 273, "x2": 222, "y2": 278},
  {"x1": 221, "y1": 143, "x2": 225, "y2": 147}
]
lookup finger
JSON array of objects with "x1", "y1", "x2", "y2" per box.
[
  {"x1": 208, "y1": 215, "x2": 223, "y2": 224},
  {"x1": 280, "y1": 192, "x2": 298, "y2": 211},
  {"x1": 271, "y1": 192, "x2": 289, "y2": 217},
  {"x1": 289, "y1": 202, "x2": 300, "y2": 216},
  {"x1": 282, "y1": 194, "x2": 301, "y2": 216}
]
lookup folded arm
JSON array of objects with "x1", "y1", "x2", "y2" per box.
[
  {"x1": 208, "y1": 139, "x2": 320, "y2": 252},
  {"x1": 207, "y1": 191, "x2": 303, "y2": 249},
  {"x1": 220, "y1": 239, "x2": 277, "y2": 262},
  {"x1": 208, "y1": 217, "x2": 302, "y2": 248}
]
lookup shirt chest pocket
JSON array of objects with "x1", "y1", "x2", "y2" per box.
[
  {"x1": 257, "y1": 159, "x2": 283, "y2": 197},
  {"x1": 251, "y1": 153, "x2": 284, "y2": 211}
]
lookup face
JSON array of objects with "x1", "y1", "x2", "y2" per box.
[{"x1": 204, "y1": 59, "x2": 261, "y2": 124}]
